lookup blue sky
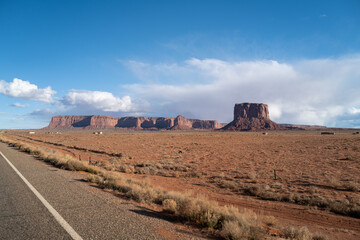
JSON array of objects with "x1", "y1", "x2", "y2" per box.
[{"x1": 1, "y1": 0, "x2": 360, "y2": 128}]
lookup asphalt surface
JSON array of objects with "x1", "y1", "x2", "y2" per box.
[{"x1": 0, "y1": 142, "x2": 205, "y2": 240}]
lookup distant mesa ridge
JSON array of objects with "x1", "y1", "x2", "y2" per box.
[
  {"x1": 44, "y1": 103, "x2": 321, "y2": 131},
  {"x1": 222, "y1": 103, "x2": 284, "y2": 131},
  {"x1": 44, "y1": 115, "x2": 226, "y2": 130}
]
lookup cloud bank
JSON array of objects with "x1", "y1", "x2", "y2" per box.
[
  {"x1": 124, "y1": 55, "x2": 360, "y2": 127},
  {"x1": 60, "y1": 90, "x2": 137, "y2": 113},
  {"x1": 0, "y1": 78, "x2": 56, "y2": 103},
  {"x1": 29, "y1": 90, "x2": 139, "y2": 117},
  {"x1": 0, "y1": 78, "x2": 138, "y2": 117}
]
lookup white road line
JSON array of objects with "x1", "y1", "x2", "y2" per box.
[{"x1": 0, "y1": 151, "x2": 83, "y2": 240}]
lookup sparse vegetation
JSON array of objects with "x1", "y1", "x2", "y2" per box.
[
  {"x1": 243, "y1": 184, "x2": 360, "y2": 218},
  {"x1": 283, "y1": 226, "x2": 312, "y2": 240},
  {"x1": 3, "y1": 130, "x2": 358, "y2": 239},
  {"x1": 282, "y1": 226, "x2": 328, "y2": 240},
  {"x1": 0, "y1": 134, "x2": 265, "y2": 239},
  {"x1": 162, "y1": 199, "x2": 177, "y2": 214}
]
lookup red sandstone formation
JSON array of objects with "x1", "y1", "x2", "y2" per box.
[
  {"x1": 171, "y1": 115, "x2": 194, "y2": 130},
  {"x1": 46, "y1": 116, "x2": 90, "y2": 129},
  {"x1": 222, "y1": 103, "x2": 283, "y2": 131},
  {"x1": 45, "y1": 115, "x2": 224, "y2": 130},
  {"x1": 89, "y1": 115, "x2": 118, "y2": 129}
]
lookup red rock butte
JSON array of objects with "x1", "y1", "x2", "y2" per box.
[
  {"x1": 44, "y1": 115, "x2": 226, "y2": 130},
  {"x1": 222, "y1": 103, "x2": 283, "y2": 131}
]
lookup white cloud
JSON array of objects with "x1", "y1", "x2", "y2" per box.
[
  {"x1": 11, "y1": 103, "x2": 28, "y2": 108},
  {"x1": 348, "y1": 107, "x2": 360, "y2": 115},
  {"x1": 62, "y1": 90, "x2": 136, "y2": 112},
  {"x1": 11, "y1": 118, "x2": 25, "y2": 121},
  {"x1": 268, "y1": 104, "x2": 282, "y2": 120},
  {"x1": 124, "y1": 55, "x2": 360, "y2": 127},
  {"x1": 0, "y1": 78, "x2": 56, "y2": 103},
  {"x1": 29, "y1": 108, "x2": 55, "y2": 117}
]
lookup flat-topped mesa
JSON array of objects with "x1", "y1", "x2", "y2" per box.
[
  {"x1": 222, "y1": 103, "x2": 283, "y2": 131},
  {"x1": 46, "y1": 115, "x2": 91, "y2": 129},
  {"x1": 44, "y1": 115, "x2": 224, "y2": 130},
  {"x1": 88, "y1": 115, "x2": 118, "y2": 129},
  {"x1": 234, "y1": 103, "x2": 269, "y2": 120},
  {"x1": 115, "y1": 117, "x2": 174, "y2": 129}
]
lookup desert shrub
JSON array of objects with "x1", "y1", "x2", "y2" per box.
[
  {"x1": 244, "y1": 183, "x2": 360, "y2": 218},
  {"x1": 219, "y1": 180, "x2": 238, "y2": 190},
  {"x1": 283, "y1": 227, "x2": 328, "y2": 240},
  {"x1": 327, "y1": 177, "x2": 341, "y2": 189},
  {"x1": 94, "y1": 171, "x2": 164, "y2": 204},
  {"x1": 283, "y1": 226, "x2": 312, "y2": 240},
  {"x1": 262, "y1": 215, "x2": 277, "y2": 227},
  {"x1": 165, "y1": 193, "x2": 233, "y2": 229},
  {"x1": 343, "y1": 181, "x2": 360, "y2": 192},
  {"x1": 271, "y1": 182, "x2": 284, "y2": 190},
  {"x1": 244, "y1": 185, "x2": 282, "y2": 201},
  {"x1": 247, "y1": 171, "x2": 257, "y2": 180},
  {"x1": 306, "y1": 195, "x2": 328, "y2": 208},
  {"x1": 220, "y1": 206, "x2": 259, "y2": 240},
  {"x1": 185, "y1": 171, "x2": 201, "y2": 178},
  {"x1": 311, "y1": 234, "x2": 328, "y2": 240},
  {"x1": 117, "y1": 164, "x2": 135, "y2": 173},
  {"x1": 176, "y1": 197, "x2": 221, "y2": 227},
  {"x1": 329, "y1": 201, "x2": 350, "y2": 216},
  {"x1": 87, "y1": 174, "x2": 104, "y2": 185},
  {"x1": 221, "y1": 220, "x2": 252, "y2": 240},
  {"x1": 162, "y1": 199, "x2": 177, "y2": 214}
]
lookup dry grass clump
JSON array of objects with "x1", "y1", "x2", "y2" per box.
[
  {"x1": 283, "y1": 226, "x2": 328, "y2": 240},
  {"x1": 88, "y1": 171, "x2": 165, "y2": 204},
  {"x1": 162, "y1": 199, "x2": 177, "y2": 214},
  {"x1": 218, "y1": 179, "x2": 239, "y2": 190},
  {"x1": 242, "y1": 183, "x2": 360, "y2": 218},
  {"x1": 221, "y1": 219, "x2": 259, "y2": 240},
  {"x1": 247, "y1": 170, "x2": 257, "y2": 181},
  {"x1": 113, "y1": 160, "x2": 193, "y2": 178},
  {"x1": 244, "y1": 185, "x2": 284, "y2": 201},
  {"x1": 327, "y1": 176, "x2": 360, "y2": 192},
  {"x1": 44, "y1": 154, "x2": 97, "y2": 173},
  {"x1": 343, "y1": 181, "x2": 360, "y2": 192},
  {"x1": 328, "y1": 198, "x2": 360, "y2": 218},
  {"x1": 176, "y1": 196, "x2": 223, "y2": 228},
  {"x1": 89, "y1": 172, "x2": 261, "y2": 239},
  {"x1": 7, "y1": 141, "x2": 42, "y2": 156},
  {"x1": 311, "y1": 234, "x2": 328, "y2": 240},
  {"x1": 220, "y1": 207, "x2": 259, "y2": 240},
  {"x1": 262, "y1": 215, "x2": 277, "y2": 227},
  {"x1": 164, "y1": 191, "x2": 260, "y2": 238},
  {"x1": 283, "y1": 226, "x2": 311, "y2": 240}
]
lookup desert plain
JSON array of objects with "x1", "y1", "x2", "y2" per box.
[{"x1": 3, "y1": 129, "x2": 360, "y2": 239}]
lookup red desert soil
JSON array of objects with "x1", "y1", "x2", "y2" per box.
[{"x1": 5, "y1": 130, "x2": 360, "y2": 239}]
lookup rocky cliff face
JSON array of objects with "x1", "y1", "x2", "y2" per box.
[
  {"x1": 46, "y1": 116, "x2": 91, "y2": 129},
  {"x1": 222, "y1": 103, "x2": 283, "y2": 131},
  {"x1": 45, "y1": 115, "x2": 223, "y2": 130},
  {"x1": 89, "y1": 115, "x2": 118, "y2": 129},
  {"x1": 171, "y1": 115, "x2": 193, "y2": 130}
]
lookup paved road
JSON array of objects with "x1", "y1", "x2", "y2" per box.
[{"x1": 0, "y1": 142, "x2": 204, "y2": 240}]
